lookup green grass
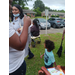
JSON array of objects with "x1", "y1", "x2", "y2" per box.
[{"x1": 25, "y1": 33, "x2": 65, "y2": 75}]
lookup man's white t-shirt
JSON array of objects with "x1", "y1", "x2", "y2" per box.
[
  {"x1": 24, "y1": 26, "x2": 31, "y2": 57},
  {"x1": 9, "y1": 23, "x2": 25, "y2": 73}
]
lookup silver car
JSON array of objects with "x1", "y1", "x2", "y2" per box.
[{"x1": 34, "y1": 18, "x2": 51, "y2": 30}]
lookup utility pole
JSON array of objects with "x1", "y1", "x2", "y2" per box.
[{"x1": 45, "y1": 9, "x2": 48, "y2": 34}]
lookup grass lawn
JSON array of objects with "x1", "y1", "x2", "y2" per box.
[{"x1": 25, "y1": 33, "x2": 65, "y2": 75}]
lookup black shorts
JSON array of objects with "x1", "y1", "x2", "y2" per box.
[
  {"x1": 9, "y1": 60, "x2": 26, "y2": 75},
  {"x1": 45, "y1": 63, "x2": 53, "y2": 68}
]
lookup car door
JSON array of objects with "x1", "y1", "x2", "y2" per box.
[
  {"x1": 48, "y1": 18, "x2": 52, "y2": 24},
  {"x1": 48, "y1": 18, "x2": 55, "y2": 26}
]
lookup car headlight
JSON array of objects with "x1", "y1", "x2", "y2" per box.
[{"x1": 41, "y1": 23, "x2": 45, "y2": 26}]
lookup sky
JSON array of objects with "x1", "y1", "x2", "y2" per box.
[{"x1": 26, "y1": 0, "x2": 65, "y2": 10}]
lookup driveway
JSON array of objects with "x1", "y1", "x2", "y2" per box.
[{"x1": 40, "y1": 27, "x2": 65, "y2": 34}]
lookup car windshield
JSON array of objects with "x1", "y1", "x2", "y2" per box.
[
  {"x1": 56, "y1": 18, "x2": 62, "y2": 20},
  {"x1": 38, "y1": 18, "x2": 46, "y2": 23}
]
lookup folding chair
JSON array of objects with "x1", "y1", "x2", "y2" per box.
[{"x1": 31, "y1": 35, "x2": 41, "y2": 47}]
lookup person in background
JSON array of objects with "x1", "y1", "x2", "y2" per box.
[
  {"x1": 30, "y1": 19, "x2": 39, "y2": 36},
  {"x1": 62, "y1": 29, "x2": 65, "y2": 54},
  {"x1": 9, "y1": 0, "x2": 31, "y2": 75},
  {"x1": 11, "y1": 4, "x2": 34, "y2": 59},
  {"x1": 40, "y1": 40, "x2": 59, "y2": 70},
  {"x1": 61, "y1": 29, "x2": 65, "y2": 69},
  {"x1": 62, "y1": 29, "x2": 65, "y2": 40}
]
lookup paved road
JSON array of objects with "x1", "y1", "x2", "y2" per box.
[{"x1": 40, "y1": 27, "x2": 65, "y2": 34}]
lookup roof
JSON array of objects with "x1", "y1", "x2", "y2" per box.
[
  {"x1": 23, "y1": 10, "x2": 36, "y2": 14},
  {"x1": 42, "y1": 11, "x2": 65, "y2": 15}
]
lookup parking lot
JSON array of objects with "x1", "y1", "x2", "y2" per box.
[
  {"x1": 31, "y1": 18, "x2": 65, "y2": 34},
  {"x1": 40, "y1": 27, "x2": 65, "y2": 34}
]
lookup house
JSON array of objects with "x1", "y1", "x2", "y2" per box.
[
  {"x1": 41, "y1": 11, "x2": 65, "y2": 18},
  {"x1": 23, "y1": 9, "x2": 36, "y2": 17}
]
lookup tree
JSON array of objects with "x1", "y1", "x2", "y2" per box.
[
  {"x1": 33, "y1": 0, "x2": 45, "y2": 12},
  {"x1": 45, "y1": 6, "x2": 51, "y2": 11},
  {"x1": 33, "y1": 7, "x2": 41, "y2": 16},
  {"x1": 12, "y1": 0, "x2": 32, "y2": 9},
  {"x1": 24, "y1": 7, "x2": 29, "y2": 9}
]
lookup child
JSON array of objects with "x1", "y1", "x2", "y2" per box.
[
  {"x1": 40, "y1": 40, "x2": 59, "y2": 70},
  {"x1": 30, "y1": 19, "x2": 39, "y2": 36}
]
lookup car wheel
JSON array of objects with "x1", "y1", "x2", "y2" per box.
[{"x1": 53, "y1": 24, "x2": 56, "y2": 28}]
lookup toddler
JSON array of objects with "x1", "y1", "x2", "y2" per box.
[{"x1": 40, "y1": 40, "x2": 59, "y2": 70}]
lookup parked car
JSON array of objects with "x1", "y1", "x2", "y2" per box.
[
  {"x1": 63, "y1": 19, "x2": 65, "y2": 27},
  {"x1": 34, "y1": 18, "x2": 51, "y2": 30},
  {"x1": 47, "y1": 17, "x2": 64, "y2": 28}
]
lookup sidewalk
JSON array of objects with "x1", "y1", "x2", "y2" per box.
[{"x1": 40, "y1": 27, "x2": 65, "y2": 34}]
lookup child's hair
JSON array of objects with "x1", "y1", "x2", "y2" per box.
[
  {"x1": 33, "y1": 19, "x2": 39, "y2": 28},
  {"x1": 45, "y1": 40, "x2": 55, "y2": 51}
]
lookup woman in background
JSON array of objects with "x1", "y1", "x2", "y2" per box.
[{"x1": 11, "y1": 4, "x2": 34, "y2": 59}]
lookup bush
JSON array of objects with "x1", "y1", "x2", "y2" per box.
[
  {"x1": 51, "y1": 15, "x2": 59, "y2": 17},
  {"x1": 51, "y1": 15, "x2": 55, "y2": 17},
  {"x1": 55, "y1": 15, "x2": 59, "y2": 17},
  {"x1": 35, "y1": 11, "x2": 41, "y2": 16},
  {"x1": 43, "y1": 16, "x2": 46, "y2": 17}
]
